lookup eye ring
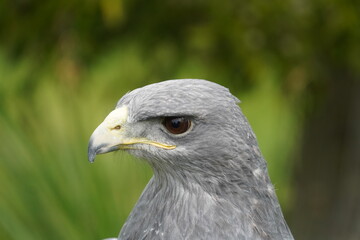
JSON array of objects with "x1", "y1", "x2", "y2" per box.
[{"x1": 163, "y1": 117, "x2": 191, "y2": 135}]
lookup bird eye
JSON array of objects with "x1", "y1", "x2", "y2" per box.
[{"x1": 163, "y1": 117, "x2": 191, "y2": 135}]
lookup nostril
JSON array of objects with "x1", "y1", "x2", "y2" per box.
[{"x1": 112, "y1": 125, "x2": 121, "y2": 130}]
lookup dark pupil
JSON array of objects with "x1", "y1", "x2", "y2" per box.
[{"x1": 171, "y1": 118, "x2": 182, "y2": 128}]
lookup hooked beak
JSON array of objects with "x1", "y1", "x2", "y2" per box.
[
  {"x1": 87, "y1": 124, "x2": 120, "y2": 163},
  {"x1": 88, "y1": 106, "x2": 176, "y2": 163}
]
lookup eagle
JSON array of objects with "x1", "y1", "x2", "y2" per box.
[{"x1": 88, "y1": 79, "x2": 294, "y2": 240}]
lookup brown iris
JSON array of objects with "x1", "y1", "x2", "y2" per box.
[{"x1": 163, "y1": 117, "x2": 191, "y2": 135}]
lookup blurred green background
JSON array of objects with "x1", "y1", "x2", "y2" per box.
[{"x1": 0, "y1": 0, "x2": 359, "y2": 239}]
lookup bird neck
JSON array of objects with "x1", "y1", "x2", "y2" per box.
[
  {"x1": 150, "y1": 155, "x2": 271, "y2": 197},
  {"x1": 119, "y1": 169, "x2": 292, "y2": 240},
  {"x1": 148, "y1": 160, "x2": 292, "y2": 239}
]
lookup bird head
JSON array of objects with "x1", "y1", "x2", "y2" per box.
[
  {"x1": 88, "y1": 79, "x2": 260, "y2": 179},
  {"x1": 88, "y1": 79, "x2": 293, "y2": 240}
]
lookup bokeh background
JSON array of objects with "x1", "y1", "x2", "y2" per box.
[{"x1": 0, "y1": 0, "x2": 359, "y2": 239}]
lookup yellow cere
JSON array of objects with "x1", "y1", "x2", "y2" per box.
[{"x1": 104, "y1": 106, "x2": 129, "y2": 131}]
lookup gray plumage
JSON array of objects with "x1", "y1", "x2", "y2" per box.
[{"x1": 88, "y1": 79, "x2": 294, "y2": 240}]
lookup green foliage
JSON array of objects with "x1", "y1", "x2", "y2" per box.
[
  {"x1": 0, "y1": 43, "x2": 298, "y2": 239},
  {"x1": 0, "y1": 0, "x2": 359, "y2": 239},
  {"x1": 0, "y1": 48, "x2": 151, "y2": 239}
]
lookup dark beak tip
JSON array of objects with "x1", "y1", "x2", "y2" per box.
[
  {"x1": 88, "y1": 137, "x2": 118, "y2": 162},
  {"x1": 88, "y1": 152, "x2": 96, "y2": 163},
  {"x1": 88, "y1": 139, "x2": 96, "y2": 163}
]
